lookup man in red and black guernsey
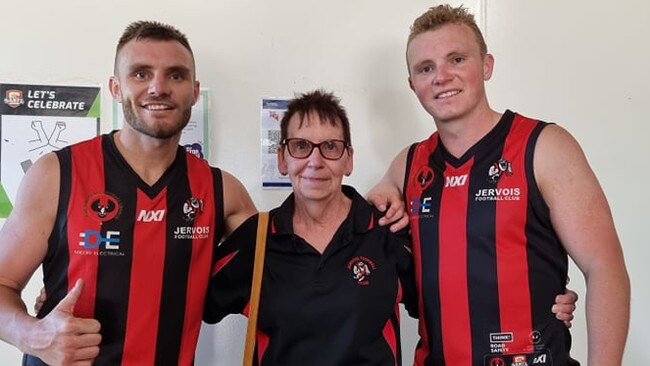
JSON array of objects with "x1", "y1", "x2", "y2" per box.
[
  {"x1": 0, "y1": 21, "x2": 256, "y2": 365},
  {"x1": 368, "y1": 5, "x2": 630, "y2": 366}
]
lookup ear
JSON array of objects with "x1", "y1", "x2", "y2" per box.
[
  {"x1": 192, "y1": 80, "x2": 201, "y2": 105},
  {"x1": 277, "y1": 146, "x2": 288, "y2": 176},
  {"x1": 483, "y1": 53, "x2": 495, "y2": 81},
  {"x1": 344, "y1": 147, "x2": 354, "y2": 176},
  {"x1": 408, "y1": 76, "x2": 415, "y2": 92},
  {"x1": 109, "y1": 76, "x2": 122, "y2": 102}
]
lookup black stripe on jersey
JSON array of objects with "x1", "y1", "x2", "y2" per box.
[
  {"x1": 40, "y1": 148, "x2": 73, "y2": 318},
  {"x1": 93, "y1": 136, "x2": 136, "y2": 365},
  {"x1": 210, "y1": 167, "x2": 225, "y2": 245},
  {"x1": 154, "y1": 153, "x2": 192, "y2": 365},
  {"x1": 465, "y1": 122, "x2": 507, "y2": 362}
]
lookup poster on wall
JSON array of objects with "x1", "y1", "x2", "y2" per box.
[
  {"x1": 261, "y1": 98, "x2": 290, "y2": 189},
  {"x1": 0, "y1": 83, "x2": 100, "y2": 217},
  {"x1": 112, "y1": 88, "x2": 210, "y2": 160}
]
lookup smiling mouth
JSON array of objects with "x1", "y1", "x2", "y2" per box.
[
  {"x1": 435, "y1": 90, "x2": 461, "y2": 99},
  {"x1": 142, "y1": 103, "x2": 173, "y2": 111}
]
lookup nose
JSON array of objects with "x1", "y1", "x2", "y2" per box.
[
  {"x1": 433, "y1": 64, "x2": 452, "y2": 85},
  {"x1": 148, "y1": 74, "x2": 170, "y2": 96},
  {"x1": 306, "y1": 145, "x2": 326, "y2": 166}
]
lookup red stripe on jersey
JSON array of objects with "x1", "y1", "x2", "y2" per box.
[
  {"x1": 258, "y1": 329, "x2": 270, "y2": 363},
  {"x1": 439, "y1": 160, "x2": 472, "y2": 366},
  {"x1": 67, "y1": 138, "x2": 103, "y2": 318},
  {"x1": 495, "y1": 117, "x2": 534, "y2": 352},
  {"x1": 211, "y1": 250, "x2": 239, "y2": 276},
  {"x1": 122, "y1": 188, "x2": 168, "y2": 364},
  {"x1": 178, "y1": 155, "x2": 216, "y2": 365},
  {"x1": 243, "y1": 301, "x2": 251, "y2": 317},
  {"x1": 382, "y1": 310, "x2": 399, "y2": 366}
]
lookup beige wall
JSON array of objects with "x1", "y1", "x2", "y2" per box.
[{"x1": 1, "y1": 0, "x2": 647, "y2": 364}]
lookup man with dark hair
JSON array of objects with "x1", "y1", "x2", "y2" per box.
[{"x1": 0, "y1": 20, "x2": 256, "y2": 365}]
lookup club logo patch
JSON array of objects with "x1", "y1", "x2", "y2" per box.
[
  {"x1": 182, "y1": 196, "x2": 204, "y2": 222},
  {"x1": 415, "y1": 165, "x2": 434, "y2": 190},
  {"x1": 84, "y1": 192, "x2": 120, "y2": 222},
  {"x1": 347, "y1": 256, "x2": 377, "y2": 286},
  {"x1": 487, "y1": 158, "x2": 513, "y2": 184}
]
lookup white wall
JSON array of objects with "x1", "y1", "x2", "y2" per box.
[{"x1": 1, "y1": 0, "x2": 647, "y2": 364}]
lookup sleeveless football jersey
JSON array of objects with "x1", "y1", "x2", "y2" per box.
[
  {"x1": 404, "y1": 111, "x2": 575, "y2": 366},
  {"x1": 24, "y1": 133, "x2": 225, "y2": 366}
]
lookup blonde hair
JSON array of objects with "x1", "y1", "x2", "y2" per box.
[{"x1": 408, "y1": 4, "x2": 487, "y2": 56}]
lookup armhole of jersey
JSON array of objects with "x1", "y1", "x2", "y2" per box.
[
  {"x1": 526, "y1": 121, "x2": 552, "y2": 221},
  {"x1": 212, "y1": 167, "x2": 226, "y2": 243},
  {"x1": 402, "y1": 143, "x2": 418, "y2": 202},
  {"x1": 46, "y1": 148, "x2": 71, "y2": 264}
]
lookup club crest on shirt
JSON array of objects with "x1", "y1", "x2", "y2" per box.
[
  {"x1": 347, "y1": 256, "x2": 377, "y2": 286},
  {"x1": 487, "y1": 157, "x2": 513, "y2": 184},
  {"x1": 488, "y1": 357, "x2": 505, "y2": 366},
  {"x1": 182, "y1": 196, "x2": 204, "y2": 222},
  {"x1": 414, "y1": 165, "x2": 434, "y2": 190},
  {"x1": 84, "y1": 192, "x2": 121, "y2": 222}
]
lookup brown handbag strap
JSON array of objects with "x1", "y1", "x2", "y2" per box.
[{"x1": 243, "y1": 211, "x2": 269, "y2": 366}]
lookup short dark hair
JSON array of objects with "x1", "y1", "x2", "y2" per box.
[
  {"x1": 114, "y1": 20, "x2": 194, "y2": 73},
  {"x1": 280, "y1": 90, "x2": 352, "y2": 146}
]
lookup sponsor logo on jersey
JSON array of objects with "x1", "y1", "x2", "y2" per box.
[
  {"x1": 488, "y1": 158, "x2": 513, "y2": 184},
  {"x1": 74, "y1": 230, "x2": 125, "y2": 257},
  {"x1": 4, "y1": 89, "x2": 25, "y2": 108},
  {"x1": 182, "y1": 196, "x2": 203, "y2": 222},
  {"x1": 489, "y1": 332, "x2": 513, "y2": 353},
  {"x1": 445, "y1": 173, "x2": 468, "y2": 187},
  {"x1": 173, "y1": 225, "x2": 210, "y2": 240},
  {"x1": 137, "y1": 209, "x2": 166, "y2": 222},
  {"x1": 490, "y1": 332, "x2": 514, "y2": 343},
  {"x1": 415, "y1": 165, "x2": 434, "y2": 190},
  {"x1": 474, "y1": 187, "x2": 521, "y2": 202},
  {"x1": 346, "y1": 256, "x2": 377, "y2": 286},
  {"x1": 532, "y1": 354, "x2": 548, "y2": 364},
  {"x1": 409, "y1": 196, "x2": 435, "y2": 219},
  {"x1": 84, "y1": 192, "x2": 121, "y2": 222},
  {"x1": 512, "y1": 355, "x2": 528, "y2": 366},
  {"x1": 174, "y1": 196, "x2": 209, "y2": 240},
  {"x1": 486, "y1": 352, "x2": 547, "y2": 366}
]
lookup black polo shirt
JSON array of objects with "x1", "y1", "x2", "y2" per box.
[{"x1": 204, "y1": 185, "x2": 416, "y2": 365}]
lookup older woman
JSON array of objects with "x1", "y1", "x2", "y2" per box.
[{"x1": 203, "y1": 90, "x2": 416, "y2": 365}]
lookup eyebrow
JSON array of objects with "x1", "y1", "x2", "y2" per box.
[{"x1": 126, "y1": 63, "x2": 193, "y2": 75}]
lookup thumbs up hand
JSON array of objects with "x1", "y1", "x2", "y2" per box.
[{"x1": 27, "y1": 279, "x2": 102, "y2": 366}]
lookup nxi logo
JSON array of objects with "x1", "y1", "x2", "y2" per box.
[
  {"x1": 79, "y1": 230, "x2": 120, "y2": 250},
  {"x1": 445, "y1": 174, "x2": 468, "y2": 187},
  {"x1": 137, "y1": 209, "x2": 166, "y2": 222}
]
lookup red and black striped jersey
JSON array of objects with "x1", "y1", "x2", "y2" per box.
[
  {"x1": 404, "y1": 111, "x2": 577, "y2": 366},
  {"x1": 26, "y1": 132, "x2": 225, "y2": 366}
]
